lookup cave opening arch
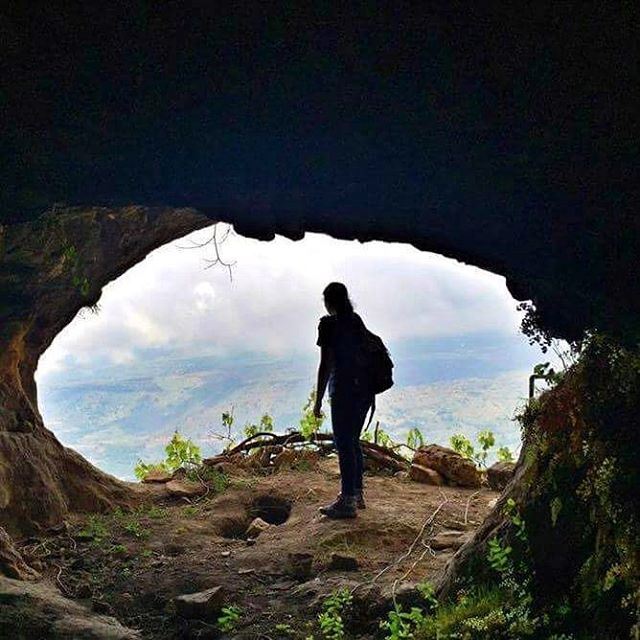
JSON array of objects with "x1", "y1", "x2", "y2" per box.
[
  {"x1": 0, "y1": 206, "x2": 542, "y2": 537},
  {"x1": 34, "y1": 217, "x2": 542, "y2": 484}
]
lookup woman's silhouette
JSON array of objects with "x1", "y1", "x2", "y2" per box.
[{"x1": 314, "y1": 282, "x2": 374, "y2": 518}]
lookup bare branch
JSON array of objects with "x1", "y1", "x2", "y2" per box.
[{"x1": 176, "y1": 223, "x2": 237, "y2": 281}]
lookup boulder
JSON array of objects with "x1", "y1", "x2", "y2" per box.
[
  {"x1": 174, "y1": 585, "x2": 225, "y2": 620},
  {"x1": 413, "y1": 445, "x2": 482, "y2": 488},
  {"x1": 408, "y1": 464, "x2": 445, "y2": 485},
  {"x1": 245, "y1": 517, "x2": 270, "y2": 539},
  {"x1": 165, "y1": 479, "x2": 206, "y2": 498},
  {"x1": 487, "y1": 461, "x2": 516, "y2": 491}
]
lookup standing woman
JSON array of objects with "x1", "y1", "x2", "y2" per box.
[{"x1": 314, "y1": 282, "x2": 374, "y2": 519}]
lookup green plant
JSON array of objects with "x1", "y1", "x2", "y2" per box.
[
  {"x1": 109, "y1": 543, "x2": 128, "y2": 555},
  {"x1": 406, "y1": 427, "x2": 425, "y2": 449},
  {"x1": 380, "y1": 582, "x2": 437, "y2": 639},
  {"x1": 300, "y1": 388, "x2": 324, "y2": 439},
  {"x1": 133, "y1": 431, "x2": 202, "y2": 480},
  {"x1": 372, "y1": 425, "x2": 395, "y2": 447},
  {"x1": 487, "y1": 537, "x2": 513, "y2": 575},
  {"x1": 416, "y1": 581, "x2": 438, "y2": 612},
  {"x1": 165, "y1": 431, "x2": 201, "y2": 470},
  {"x1": 244, "y1": 412, "x2": 275, "y2": 438},
  {"x1": 144, "y1": 505, "x2": 168, "y2": 519},
  {"x1": 186, "y1": 465, "x2": 230, "y2": 493},
  {"x1": 318, "y1": 588, "x2": 352, "y2": 639},
  {"x1": 476, "y1": 430, "x2": 495, "y2": 468},
  {"x1": 274, "y1": 622, "x2": 294, "y2": 635},
  {"x1": 62, "y1": 244, "x2": 91, "y2": 296},
  {"x1": 123, "y1": 519, "x2": 149, "y2": 539},
  {"x1": 450, "y1": 430, "x2": 513, "y2": 469},
  {"x1": 380, "y1": 606, "x2": 426, "y2": 639},
  {"x1": 77, "y1": 515, "x2": 109, "y2": 545},
  {"x1": 217, "y1": 605, "x2": 242, "y2": 632},
  {"x1": 134, "y1": 460, "x2": 170, "y2": 481},
  {"x1": 450, "y1": 433, "x2": 475, "y2": 460}
]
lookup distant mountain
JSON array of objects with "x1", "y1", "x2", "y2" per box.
[{"x1": 37, "y1": 332, "x2": 543, "y2": 479}]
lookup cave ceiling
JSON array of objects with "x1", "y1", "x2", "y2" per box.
[{"x1": 1, "y1": 5, "x2": 638, "y2": 341}]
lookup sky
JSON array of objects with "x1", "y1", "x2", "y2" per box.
[{"x1": 36, "y1": 225, "x2": 527, "y2": 381}]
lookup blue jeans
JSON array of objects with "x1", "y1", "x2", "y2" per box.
[{"x1": 330, "y1": 390, "x2": 374, "y2": 497}]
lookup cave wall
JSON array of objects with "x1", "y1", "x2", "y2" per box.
[{"x1": 0, "y1": 207, "x2": 211, "y2": 536}]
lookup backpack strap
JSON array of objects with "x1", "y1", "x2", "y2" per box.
[{"x1": 366, "y1": 395, "x2": 376, "y2": 429}]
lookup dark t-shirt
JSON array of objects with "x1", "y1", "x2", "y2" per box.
[{"x1": 316, "y1": 312, "x2": 368, "y2": 397}]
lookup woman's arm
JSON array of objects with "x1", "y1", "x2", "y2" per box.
[{"x1": 314, "y1": 345, "x2": 334, "y2": 418}]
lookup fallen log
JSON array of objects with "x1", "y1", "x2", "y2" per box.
[{"x1": 203, "y1": 430, "x2": 409, "y2": 474}]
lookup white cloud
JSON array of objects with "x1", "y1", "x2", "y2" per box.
[{"x1": 36, "y1": 226, "x2": 525, "y2": 381}]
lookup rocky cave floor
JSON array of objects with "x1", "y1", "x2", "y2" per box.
[{"x1": 8, "y1": 459, "x2": 498, "y2": 639}]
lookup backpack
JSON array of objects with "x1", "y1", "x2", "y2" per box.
[
  {"x1": 353, "y1": 323, "x2": 394, "y2": 427},
  {"x1": 354, "y1": 327, "x2": 394, "y2": 395}
]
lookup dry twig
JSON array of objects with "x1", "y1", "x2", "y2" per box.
[{"x1": 352, "y1": 497, "x2": 449, "y2": 595}]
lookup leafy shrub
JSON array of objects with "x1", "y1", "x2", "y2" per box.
[
  {"x1": 244, "y1": 413, "x2": 275, "y2": 438},
  {"x1": 450, "y1": 430, "x2": 513, "y2": 469},
  {"x1": 406, "y1": 427, "x2": 425, "y2": 450},
  {"x1": 134, "y1": 431, "x2": 201, "y2": 480},
  {"x1": 164, "y1": 431, "x2": 201, "y2": 470},
  {"x1": 318, "y1": 588, "x2": 352, "y2": 639},
  {"x1": 381, "y1": 581, "x2": 437, "y2": 639},
  {"x1": 300, "y1": 388, "x2": 325, "y2": 438},
  {"x1": 134, "y1": 461, "x2": 170, "y2": 481},
  {"x1": 497, "y1": 446, "x2": 514, "y2": 463},
  {"x1": 186, "y1": 465, "x2": 230, "y2": 493},
  {"x1": 217, "y1": 605, "x2": 242, "y2": 632}
]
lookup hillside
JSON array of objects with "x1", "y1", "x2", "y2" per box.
[{"x1": 36, "y1": 334, "x2": 540, "y2": 479}]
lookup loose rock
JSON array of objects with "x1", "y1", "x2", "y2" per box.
[
  {"x1": 141, "y1": 468, "x2": 173, "y2": 483},
  {"x1": 429, "y1": 530, "x2": 471, "y2": 550},
  {"x1": 165, "y1": 479, "x2": 206, "y2": 498},
  {"x1": 173, "y1": 586, "x2": 225, "y2": 620},
  {"x1": 413, "y1": 445, "x2": 482, "y2": 487},
  {"x1": 487, "y1": 461, "x2": 516, "y2": 491},
  {"x1": 409, "y1": 464, "x2": 445, "y2": 485},
  {"x1": 246, "y1": 517, "x2": 270, "y2": 539}
]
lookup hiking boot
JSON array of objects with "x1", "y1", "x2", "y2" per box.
[
  {"x1": 319, "y1": 494, "x2": 357, "y2": 519},
  {"x1": 324, "y1": 492, "x2": 366, "y2": 509}
]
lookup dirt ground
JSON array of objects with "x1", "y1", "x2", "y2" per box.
[{"x1": 17, "y1": 459, "x2": 498, "y2": 639}]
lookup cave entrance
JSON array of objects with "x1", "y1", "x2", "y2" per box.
[{"x1": 34, "y1": 223, "x2": 552, "y2": 482}]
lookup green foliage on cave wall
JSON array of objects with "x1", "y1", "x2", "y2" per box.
[{"x1": 432, "y1": 335, "x2": 640, "y2": 639}]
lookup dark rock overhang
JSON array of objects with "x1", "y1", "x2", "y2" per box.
[{"x1": 1, "y1": 5, "x2": 639, "y2": 342}]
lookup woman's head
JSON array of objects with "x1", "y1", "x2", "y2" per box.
[{"x1": 323, "y1": 282, "x2": 354, "y2": 316}]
